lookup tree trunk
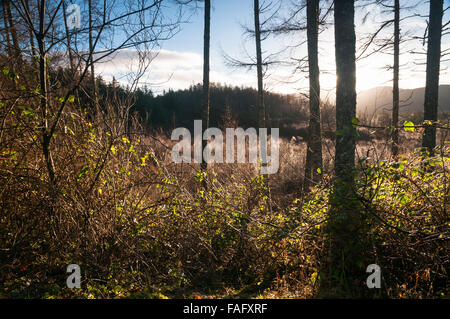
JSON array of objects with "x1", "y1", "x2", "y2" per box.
[
  {"x1": 304, "y1": 0, "x2": 322, "y2": 190},
  {"x1": 392, "y1": 0, "x2": 400, "y2": 158},
  {"x1": 201, "y1": 0, "x2": 210, "y2": 180},
  {"x1": 422, "y1": 0, "x2": 443, "y2": 154},
  {"x1": 334, "y1": 0, "x2": 356, "y2": 191},
  {"x1": 325, "y1": 0, "x2": 364, "y2": 297},
  {"x1": 88, "y1": 0, "x2": 97, "y2": 102},
  {"x1": 62, "y1": 0, "x2": 75, "y2": 73},
  {"x1": 37, "y1": 0, "x2": 55, "y2": 185},
  {"x1": 1, "y1": 0, "x2": 13, "y2": 60},
  {"x1": 5, "y1": 0, "x2": 21, "y2": 60},
  {"x1": 254, "y1": 0, "x2": 265, "y2": 129},
  {"x1": 25, "y1": 0, "x2": 37, "y2": 60}
]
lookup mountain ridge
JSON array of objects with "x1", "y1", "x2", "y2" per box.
[{"x1": 356, "y1": 85, "x2": 450, "y2": 115}]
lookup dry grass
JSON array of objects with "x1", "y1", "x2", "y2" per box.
[{"x1": 0, "y1": 90, "x2": 448, "y2": 298}]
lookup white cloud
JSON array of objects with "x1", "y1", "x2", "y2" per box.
[
  {"x1": 95, "y1": 48, "x2": 257, "y2": 93},
  {"x1": 94, "y1": 29, "x2": 450, "y2": 97}
]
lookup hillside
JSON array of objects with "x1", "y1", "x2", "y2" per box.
[
  {"x1": 357, "y1": 85, "x2": 450, "y2": 115},
  {"x1": 132, "y1": 83, "x2": 309, "y2": 135}
]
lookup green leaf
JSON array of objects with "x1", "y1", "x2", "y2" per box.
[
  {"x1": 77, "y1": 166, "x2": 89, "y2": 180},
  {"x1": 195, "y1": 171, "x2": 205, "y2": 182},
  {"x1": 351, "y1": 117, "x2": 359, "y2": 128},
  {"x1": 2, "y1": 68, "x2": 16, "y2": 80},
  {"x1": 21, "y1": 109, "x2": 35, "y2": 118},
  {"x1": 317, "y1": 168, "x2": 322, "y2": 175},
  {"x1": 404, "y1": 121, "x2": 415, "y2": 132}
]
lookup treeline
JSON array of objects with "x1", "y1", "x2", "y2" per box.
[
  {"x1": 132, "y1": 83, "x2": 308, "y2": 135},
  {"x1": 49, "y1": 67, "x2": 310, "y2": 137}
]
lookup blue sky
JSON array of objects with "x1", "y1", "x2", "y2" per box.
[
  {"x1": 96, "y1": 0, "x2": 450, "y2": 96},
  {"x1": 163, "y1": 0, "x2": 246, "y2": 53}
]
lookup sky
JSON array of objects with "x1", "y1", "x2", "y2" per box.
[{"x1": 95, "y1": 0, "x2": 450, "y2": 97}]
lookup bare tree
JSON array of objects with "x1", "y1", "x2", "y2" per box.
[
  {"x1": 304, "y1": 0, "x2": 322, "y2": 190},
  {"x1": 223, "y1": 0, "x2": 282, "y2": 129},
  {"x1": 4, "y1": 0, "x2": 21, "y2": 61},
  {"x1": 357, "y1": 0, "x2": 419, "y2": 158},
  {"x1": 334, "y1": 0, "x2": 357, "y2": 198},
  {"x1": 88, "y1": 0, "x2": 97, "y2": 103},
  {"x1": 260, "y1": 0, "x2": 333, "y2": 191},
  {"x1": 254, "y1": 0, "x2": 266, "y2": 129},
  {"x1": 62, "y1": 0, "x2": 74, "y2": 72},
  {"x1": 422, "y1": 0, "x2": 444, "y2": 154},
  {"x1": 1, "y1": 1, "x2": 12, "y2": 58},
  {"x1": 392, "y1": 0, "x2": 400, "y2": 157},
  {"x1": 326, "y1": 0, "x2": 362, "y2": 296},
  {"x1": 9, "y1": 0, "x2": 179, "y2": 185},
  {"x1": 37, "y1": 0, "x2": 54, "y2": 184},
  {"x1": 201, "y1": 0, "x2": 210, "y2": 179}
]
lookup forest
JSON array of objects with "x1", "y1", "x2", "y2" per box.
[{"x1": 0, "y1": 0, "x2": 449, "y2": 300}]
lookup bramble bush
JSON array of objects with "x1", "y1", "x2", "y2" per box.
[{"x1": 0, "y1": 66, "x2": 448, "y2": 299}]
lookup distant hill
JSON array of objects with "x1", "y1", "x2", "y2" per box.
[
  {"x1": 131, "y1": 83, "x2": 309, "y2": 137},
  {"x1": 357, "y1": 85, "x2": 450, "y2": 115}
]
